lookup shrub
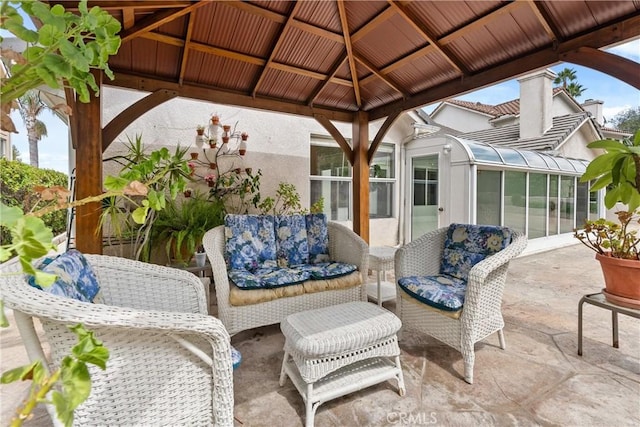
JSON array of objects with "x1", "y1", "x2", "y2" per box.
[{"x1": 0, "y1": 159, "x2": 68, "y2": 245}]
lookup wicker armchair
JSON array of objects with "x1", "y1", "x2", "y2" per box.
[
  {"x1": 203, "y1": 221, "x2": 368, "y2": 336},
  {"x1": 395, "y1": 225, "x2": 527, "y2": 384},
  {"x1": 0, "y1": 254, "x2": 234, "y2": 426}
]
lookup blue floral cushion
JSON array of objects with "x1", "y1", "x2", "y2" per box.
[
  {"x1": 275, "y1": 214, "x2": 309, "y2": 268},
  {"x1": 398, "y1": 274, "x2": 467, "y2": 311},
  {"x1": 259, "y1": 267, "x2": 311, "y2": 288},
  {"x1": 231, "y1": 346, "x2": 242, "y2": 370},
  {"x1": 228, "y1": 269, "x2": 264, "y2": 289},
  {"x1": 298, "y1": 262, "x2": 357, "y2": 280},
  {"x1": 440, "y1": 224, "x2": 512, "y2": 281},
  {"x1": 28, "y1": 250, "x2": 100, "y2": 303},
  {"x1": 224, "y1": 214, "x2": 276, "y2": 271},
  {"x1": 229, "y1": 267, "x2": 311, "y2": 289},
  {"x1": 306, "y1": 213, "x2": 330, "y2": 264}
]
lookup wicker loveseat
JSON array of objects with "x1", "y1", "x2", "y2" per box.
[
  {"x1": 202, "y1": 214, "x2": 368, "y2": 336},
  {"x1": 0, "y1": 254, "x2": 234, "y2": 426}
]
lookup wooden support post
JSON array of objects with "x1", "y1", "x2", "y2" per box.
[
  {"x1": 352, "y1": 111, "x2": 370, "y2": 243},
  {"x1": 74, "y1": 70, "x2": 103, "y2": 254}
]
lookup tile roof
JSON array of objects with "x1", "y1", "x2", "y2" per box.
[
  {"x1": 446, "y1": 87, "x2": 566, "y2": 119},
  {"x1": 459, "y1": 111, "x2": 595, "y2": 151}
]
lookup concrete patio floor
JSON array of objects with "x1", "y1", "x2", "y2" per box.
[{"x1": 2, "y1": 243, "x2": 639, "y2": 426}]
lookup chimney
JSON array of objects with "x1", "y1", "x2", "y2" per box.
[
  {"x1": 582, "y1": 99, "x2": 604, "y2": 126},
  {"x1": 518, "y1": 69, "x2": 556, "y2": 139}
]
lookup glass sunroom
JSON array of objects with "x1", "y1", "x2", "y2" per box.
[{"x1": 403, "y1": 135, "x2": 600, "y2": 248}]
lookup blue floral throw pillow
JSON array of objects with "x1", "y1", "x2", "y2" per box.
[
  {"x1": 28, "y1": 250, "x2": 101, "y2": 303},
  {"x1": 275, "y1": 214, "x2": 309, "y2": 267},
  {"x1": 440, "y1": 224, "x2": 512, "y2": 281},
  {"x1": 224, "y1": 214, "x2": 276, "y2": 271},
  {"x1": 306, "y1": 213, "x2": 330, "y2": 264}
]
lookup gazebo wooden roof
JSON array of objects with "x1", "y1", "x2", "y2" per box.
[{"x1": 54, "y1": 0, "x2": 640, "y2": 252}]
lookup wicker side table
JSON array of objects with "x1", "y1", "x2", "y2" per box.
[
  {"x1": 279, "y1": 301, "x2": 405, "y2": 427},
  {"x1": 366, "y1": 246, "x2": 397, "y2": 306}
]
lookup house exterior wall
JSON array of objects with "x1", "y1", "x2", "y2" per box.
[
  {"x1": 100, "y1": 87, "x2": 409, "y2": 247},
  {"x1": 0, "y1": 129, "x2": 11, "y2": 160},
  {"x1": 554, "y1": 122, "x2": 600, "y2": 160},
  {"x1": 430, "y1": 105, "x2": 491, "y2": 133},
  {"x1": 552, "y1": 94, "x2": 581, "y2": 117}
]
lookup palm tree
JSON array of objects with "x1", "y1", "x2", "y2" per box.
[
  {"x1": 553, "y1": 67, "x2": 577, "y2": 88},
  {"x1": 566, "y1": 81, "x2": 586, "y2": 98},
  {"x1": 18, "y1": 90, "x2": 48, "y2": 168},
  {"x1": 553, "y1": 67, "x2": 587, "y2": 98}
]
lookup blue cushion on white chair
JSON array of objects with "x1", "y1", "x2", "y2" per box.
[
  {"x1": 397, "y1": 274, "x2": 467, "y2": 311},
  {"x1": 440, "y1": 224, "x2": 512, "y2": 281},
  {"x1": 28, "y1": 249, "x2": 100, "y2": 302}
]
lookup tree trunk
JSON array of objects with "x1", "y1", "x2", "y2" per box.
[{"x1": 25, "y1": 116, "x2": 39, "y2": 168}]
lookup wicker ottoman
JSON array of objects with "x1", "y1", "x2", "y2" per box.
[{"x1": 279, "y1": 301, "x2": 405, "y2": 427}]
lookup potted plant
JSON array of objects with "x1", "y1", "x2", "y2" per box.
[
  {"x1": 574, "y1": 130, "x2": 640, "y2": 308},
  {"x1": 151, "y1": 193, "x2": 225, "y2": 265}
]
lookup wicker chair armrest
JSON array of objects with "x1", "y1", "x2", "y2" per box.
[
  {"x1": 463, "y1": 230, "x2": 527, "y2": 320},
  {"x1": 84, "y1": 254, "x2": 208, "y2": 314},
  {"x1": 395, "y1": 227, "x2": 447, "y2": 278},
  {"x1": 202, "y1": 226, "x2": 233, "y2": 319},
  {"x1": 328, "y1": 221, "x2": 369, "y2": 279}
]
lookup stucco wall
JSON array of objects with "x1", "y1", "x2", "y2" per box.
[
  {"x1": 431, "y1": 105, "x2": 491, "y2": 133},
  {"x1": 100, "y1": 86, "x2": 407, "y2": 247}
]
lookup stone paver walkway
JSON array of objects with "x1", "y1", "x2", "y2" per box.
[{"x1": 2, "y1": 243, "x2": 639, "y2": 426}]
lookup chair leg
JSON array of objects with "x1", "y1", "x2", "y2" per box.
[
  {"x1": 461, "y1": 342, "x2": 474, "y2": 384},
  {"x1": 279, "y1": 351, "x2": 289, "y2": 386},
  {"x1": 498, "y1": 329, "x2": 506, "y2": 350}
]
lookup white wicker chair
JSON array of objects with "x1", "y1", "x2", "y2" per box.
[
  {"x1": 0, "y1": 254, "x2": 234, "y2": 426},
  {"x1": 395, "y1": 226, "x2": 527, "y2": 384},
  {"x1": 203, "y1": 221, "x2": 368, "y2": 337}
]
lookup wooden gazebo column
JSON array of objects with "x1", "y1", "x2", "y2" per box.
[
  {"x1": 352, "y1": 111, "x2": 370, "y2": 243},
  {"x1": 73, "y1": 70, "x2": 103, "y2": 254}
]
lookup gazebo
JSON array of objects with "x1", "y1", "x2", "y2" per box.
[{"x1": 52, "y1": 0, "x2": 640, "y2": 252}]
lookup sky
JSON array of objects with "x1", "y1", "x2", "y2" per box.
[{"x1": 4, "y1": 34, "x2": 640, "y2": 176}]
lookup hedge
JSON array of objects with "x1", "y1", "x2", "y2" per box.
[{"x1": 0, "y1": 158, "x2": 69, "y2": 245}]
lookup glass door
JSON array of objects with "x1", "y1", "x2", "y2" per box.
[{"x1": 410, "y1": 155, "x2": 439, "y2": 240}]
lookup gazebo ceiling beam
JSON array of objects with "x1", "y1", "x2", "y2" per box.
[
  {"x1": 119, "y1": 2, "x2": 207, "y2": 43},
  {"x1": 369, "y1": 13, "x2": 640, "y2": 121},
  {"x1": 354, "y1": 52, "x2": 405, "y2": 97},
  {"x1": 337, "y1": 0, "x2": 361, "y2": 107},
  {"x1": 561, "y1": 47, "x2": 640, "y2": 90},
  {"x1": 178, "y1": 10, "x2": 196, "y2": 86},
  {"x1": 308, "y1": 55, "x2": 348, "y2": 107},
  {"x1": 109, "y1": 72, "x2": 355, "y2": 123},
  {"x1": 139, "y1": 32, "x2": 353, "y2": 87},
  {"x1": 524, "y1": 0, "x2": 560, "y2": 42},
  {"x1": 251, "y1": 1, "x2": 302, "y2": 98},
  {"x1": 388, "y1": 0, "x2": 467, "y2": 75}
]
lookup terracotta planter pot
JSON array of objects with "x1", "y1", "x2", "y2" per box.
[{"x1": 595, "y1": 253, "x2": 640, "y2": 308}]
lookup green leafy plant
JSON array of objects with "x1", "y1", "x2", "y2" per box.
[
  {"x1": 1, "y1": 324, "x2": 109, "y2": 427},
  {"x1": 210, "y1": 167, "x2": 263, "y2": 214},
  {"x1": 581, "y1": 130, "x2": 640, "y2": 211},
  {"x1": 258, "y1": 182, "x2": 324, "y2": 216},
  {"x1": 574, "y1": 211, "x2": 639, "y2": 260},
  {"x1": 0, "y1": 158, "x2": 68, "y2": 245},
  {"x1": 152, "y1": 192, "x2": 225, "y2": 265},
  {"x1": 101, "y1": 135, "x2": 192, "y2": 261},
  {"x1": 574, "y1": 130, "x2": 640, "y2": 259},
  {"x1": 0, "y1": 0, "x2": 121, "y2": 112}
]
